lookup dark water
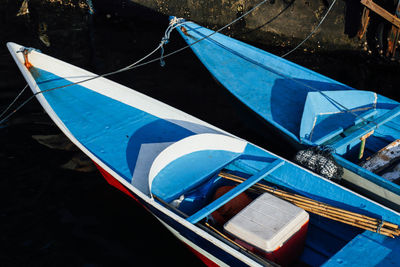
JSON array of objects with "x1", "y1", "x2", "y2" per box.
[{"x1": 1, "y1": 1, "x2": 400, "y2": 266}]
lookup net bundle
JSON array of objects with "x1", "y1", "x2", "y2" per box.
[{"x1": 295, "y1": 147, "x2": 343, "y2": 180}]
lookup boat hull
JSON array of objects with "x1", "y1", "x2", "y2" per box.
[{"x1": 95, "y1": 162, "x2": 259, "y2": 267}]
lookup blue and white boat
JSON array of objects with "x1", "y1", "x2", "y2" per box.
[
  {"x1": 7, "y1": 42, "x2": 400, "y2": 266},
  {"x1": 176, "y1": 18, "x2": 400, "y2": 213}
]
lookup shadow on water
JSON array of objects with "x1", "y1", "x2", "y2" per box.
[{"x1": 1, "y1": 1, "x2": 400, "y2": 266}]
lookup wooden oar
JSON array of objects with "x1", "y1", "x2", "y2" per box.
[
  {"x1": 219, "y1": 172, "x2": 398, "y2": 225},
  {"x1": 219, "y1": 171, "x2": 400, "y2": 238},
  {"x1": 219, "y1": 172, "x2": 394, "y2": 226}
]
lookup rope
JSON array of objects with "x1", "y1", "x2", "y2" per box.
[
  {"x1": 86, "y1": 0, "x2": 94, "y2": 15},
  {"x1": 121, "y1": 0, "x2": 374, "y2": 133},
  {"x1": 241, "y1": 0, "x2": 295, "y2": 35},
  {"x1": 155, "y1": 0, "x2": 270, "y2": 68},
  {"x1": 182, "y1": 16, "x2": 383, "y2": 136},
  {"x1": 0, "y1": 93, "x2": 36, "y2": 125},
  {"x1": 0, "y1": 84, "x2": 28, "y2": 121},
  {"x1": 160, "y1": 17, "x2": 186, "y2": 67},
  {"x1": 377, "y1": 220, "x2": 384, "y2": 234},
  {"x1": 182, "y1": 22, "x2": 374, "y2": 128},
  {"x1": 281, "y1": 0, "x2": 337, "y2": 58},
  {"x1": 0, "y1": 0, "x2": 269, "y2": 125},
  {"x1": 104, "y1": 0, "x2": 268, "y2": 73}
]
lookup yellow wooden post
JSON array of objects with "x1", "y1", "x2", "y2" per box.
[{"x1": 359, "y1": 130, "x2": 375, "y2": 160}]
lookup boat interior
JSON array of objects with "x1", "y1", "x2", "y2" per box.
[
  {"x1": 273, "y1": 82, "x2": 400, "y2": 186},
  {"x1": 148, "y1": 143, "x2": 396, "y2": 266},
  {"x1": 320, "y1": 100, "x2": 400, "y2": 183}
]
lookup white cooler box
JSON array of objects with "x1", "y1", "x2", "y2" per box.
[{"x1": 224, "y1": 192, "x2": 309, "y2": 266}]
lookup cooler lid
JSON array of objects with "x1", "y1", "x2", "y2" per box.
[{"x1": 224, "y1": 192, "x2": 309, "y2": 252}]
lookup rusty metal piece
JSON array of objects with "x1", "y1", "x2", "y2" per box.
[
  {"x1": 358, "y1": 7, "x2": 370, "y2": 39},
  {"x1": 361, "y1": 131, "x2": 375, "y2": 141},
  {"x1": 22, "y1": 49, "x2": 33, "y2": 69},
  {"x1": 180, "y1": 26, "x2": 188, "y2": 36}
]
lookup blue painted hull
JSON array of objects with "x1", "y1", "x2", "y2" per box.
[
  {"x1": 8, "y1": 42, "x2": 400, "y2": 266},
  {"x1": 176, "y1": 18, "x2": 400, "y2": 212}
]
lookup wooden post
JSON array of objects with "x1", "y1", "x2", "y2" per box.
[
  {"x1": 387, "y1": 0, "x2": 400, "y2": 57},
  {"x1": 359, "y1": 130, "x2": 374, "y2": 160},
  {"x1": 358, "y1": 8, "x2": 370, "y2": 39},
  {"x1": 360, "y1": 0, "x2": 400, "y2": 28}
]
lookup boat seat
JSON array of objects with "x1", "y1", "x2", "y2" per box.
[{"x1": 149, "y1": 133, "x2": 247, "y2": 203}]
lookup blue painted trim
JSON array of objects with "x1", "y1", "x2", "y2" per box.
[
  {"x1": 187, "y1": 159, "x2": 285, "y2": 223},
  {"x1": 333, "y1": 154, "x2": 400, "y2": 196},
  {"x1": 354, "y1": 109, "x2": 377, "y2": 125},
  {"x1": 267, "y1": 117, "x2": 303, "y2": 144},
  {"x1": 322, "y1": 231, "x2": 400, "y2": 267},
  {"x1": 315, "y1": 127, "x2": 343, "y2": 145},
  {"x1": 331, "y1": 105, "x2": 400, "y2": 150}
]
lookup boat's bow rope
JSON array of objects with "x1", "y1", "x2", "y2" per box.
[
  {"x1": 281, "y1": 0, "x2": 337, "y2": 58},
  {"x1": 159, "y1": 17, "x2": 185, "y2": 67},
  {"x1": 0, "y1": 0, "x2": 269, "y2": 125}
]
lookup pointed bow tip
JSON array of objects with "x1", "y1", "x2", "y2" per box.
[{"x1": 6, "y1": 42, "x2": 23, "y2": 54}]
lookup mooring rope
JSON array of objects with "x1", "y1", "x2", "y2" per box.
[
  {"x1": 0, "y1": 0, "x2": 269, "y2": 125},
  {"x1": 1, "y1": 0, "x2": 371, "y2": 130},
  {"x1": 159, "y1": 17, "x2": 186, "y2": 66},
  {"x1": 180, "y1": 21, "x2": 377, "y2": 134},
  {"x1": 281, "y1": 0, "x2": 337, "y2": 58},
  {"x1": 0, "y1": 84, "x2": 28, "y2": 120}
]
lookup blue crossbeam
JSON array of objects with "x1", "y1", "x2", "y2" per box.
[
  {"x1": 332, "y1": 105, "x2": 400, "y2": 150},
  {"x1": 187, "y1": 159, "x2": 285, "y2": 224}
]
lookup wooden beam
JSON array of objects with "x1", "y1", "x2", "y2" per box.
[{"x1": 361, "y1": 0, "x2": 400, "y2": 28}]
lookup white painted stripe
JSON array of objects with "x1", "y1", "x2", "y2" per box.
[
  {"x1": 148, "y1": 133, "x2": 247, "y2": 192},
  {"x1": 6, "y1": 42, "x2": 226, "y2": 135}
]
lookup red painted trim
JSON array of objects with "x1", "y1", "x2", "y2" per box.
[
  {"x1": 94, "y1": 162, "x2": 218, "y2": 266},
  {"x1": 185, "y1": 243, "x2": 219, "y2": 267},
  {"x1": 93, "y1": 162, "x2": 140, "y2": 202}
]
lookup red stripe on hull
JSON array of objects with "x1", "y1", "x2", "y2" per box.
[
  {"x1": 94, "y1": 162, "x2": 220, "y2": 266},
  {"x1": 93, "y1": 162, "x2": 140, "y2": 203}
]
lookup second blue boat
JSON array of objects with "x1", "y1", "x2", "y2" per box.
[{"x1": 175, "y1": 17, "x2": 400, "y2": 212}]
